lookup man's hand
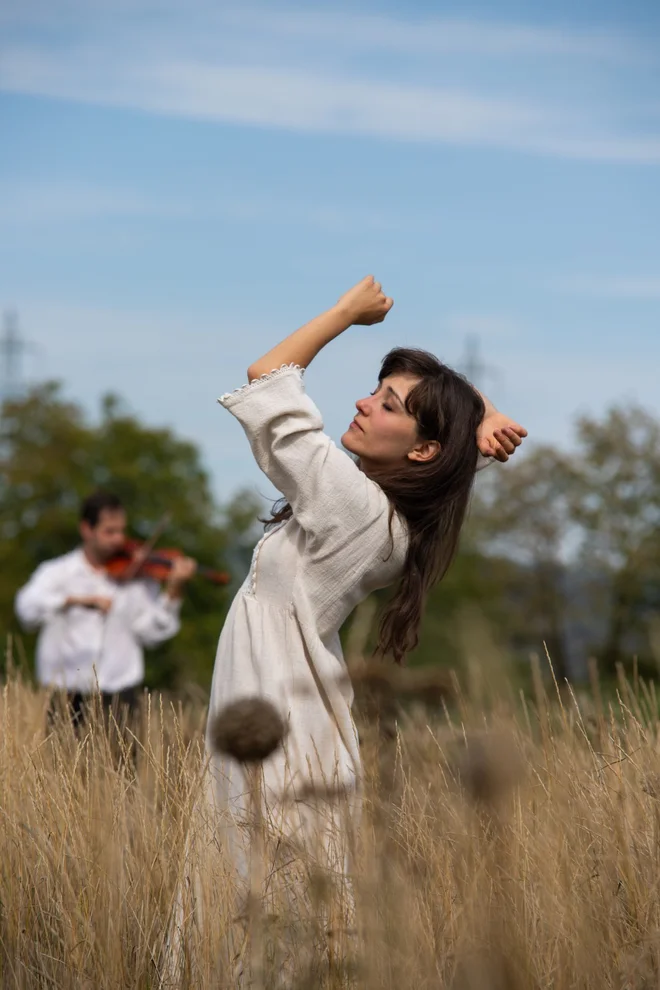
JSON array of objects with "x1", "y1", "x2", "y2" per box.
[
  {"x1": 335, "y1": 275, "x2": 394, "y2": 326},
  {"x1": 166, "y1": 556, "x2": 197, "y2": 599},
  {"x1": 66, "y1": 595, "x2": 114, "y2": 613},
  {"x1": 477, "y1": 412, "x2": 528, "y2": 463}
]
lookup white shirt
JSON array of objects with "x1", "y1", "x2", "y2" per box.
[{"x1": 15, "y1": 548, "x2": 182, "y2": 693}]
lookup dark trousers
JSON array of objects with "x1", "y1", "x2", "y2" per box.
[{"x1": 47, "y1": 686, "x2": 140, "y2": 728}]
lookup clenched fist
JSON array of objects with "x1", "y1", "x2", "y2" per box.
[{"x1": 336, "y1": 276, "x2": 394, "y2": 326}]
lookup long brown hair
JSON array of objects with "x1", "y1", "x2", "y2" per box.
[
  {"x1": 265, "y1": 347, "x2": 485, "y2": 663},
  {"x1": 367, "y1": 348, "x2": 484, "y2": 662}
]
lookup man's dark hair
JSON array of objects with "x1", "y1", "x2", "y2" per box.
[{"x1": 80, "y1": 491, "x2": 124, "y2": 528}]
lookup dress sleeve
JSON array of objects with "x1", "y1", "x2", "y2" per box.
[{"x1": 219, "y1": 365, "x2": 391, "y2": 547}]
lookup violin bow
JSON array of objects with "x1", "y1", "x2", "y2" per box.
[{"x1": 122, "y1": 512, "x2": 172, "y2": 582}]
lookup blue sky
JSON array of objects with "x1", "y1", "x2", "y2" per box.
[{"x1": 1, "y1": 0, "x2": 659, "y2": 504}]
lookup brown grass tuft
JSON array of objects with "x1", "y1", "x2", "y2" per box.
[{"x1": 5, "y1": 653, "x2": 660, "y2": 989}]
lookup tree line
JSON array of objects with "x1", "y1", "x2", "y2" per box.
[
  {"x1": 2, "y1": 382, "x2": 657, "y2": 689},
  {"x1": 411, "y1": 404, "x2": 660, "y2": 684}
]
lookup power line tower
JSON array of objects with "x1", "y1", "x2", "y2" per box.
[
  {"x1": 459, "y1": 333, "x2": 499, "y2": 393},
  {"x1": 0, "y1": 310, "x2": 31, "y2": 406}
]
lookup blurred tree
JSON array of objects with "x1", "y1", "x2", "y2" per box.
[
  {"x1": 8, "y1": 384, "x2": 660, "y2": 691},
  {"x1": 0, "y1": 383, "x2": 262, "y2": 689},
  {"x1": 355, "y1": 499, "x2": 531, "y2": 678},
  {"x1": 424, "y1": 404, "x2": 660, "y2": 681},
  {"x1": 464, "y1": 448, "x2": 578, "y2": 684},
  {"x1": 408, "y1": 547, "x2": 525, "y2": 666},
  {"x1": 568, "y1": 404, "x2": 660, "y2": 674}
]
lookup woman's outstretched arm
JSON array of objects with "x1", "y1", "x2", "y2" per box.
[
  {"x1": 476, "y1": 392, "x2": 528, "y2": 463},
  {"x1": 247, "y1": 276, "x2": 393, "y2": 382}
]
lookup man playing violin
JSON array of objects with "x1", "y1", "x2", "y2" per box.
[{"x1": 15, "y1": 490, "x2": 196, "y2": 729}]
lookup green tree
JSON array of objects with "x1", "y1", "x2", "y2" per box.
[
  {"x1": 0, "y1": 383, "x2": 261, "y2": 689},
  {"x1": 568, "y1": 404, "x2": 660, "y2": 674},
  {"x1": 465, "y1": 448, "x2": 578, "y2": 683},
  {"x1": 409, "y1": 547, "x2": 525, "y2": 668},
  {"x1": 453, "y1": 404, "x2": 660, "y2": 680},
  {"x1": 355, "y1": 499, "x2": 530, "y2": 677}
]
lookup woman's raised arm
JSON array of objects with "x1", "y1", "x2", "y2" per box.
[{"x1": 247, "y1": 276, "x2": 393, "y2": 382}]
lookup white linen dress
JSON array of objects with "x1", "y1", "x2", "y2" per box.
[
  {"x1": 207, "y1": 363, "x2": 408, "y2": 871},
  {"x1": 163, "y1": 364, "x2": 490, "y2": 982}
]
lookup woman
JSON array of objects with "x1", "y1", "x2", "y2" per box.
[
  {"x1": 206, "y1": 275, "x2": 526, "y2": 870},
  {"x1": 164, "y1": 276, "x2": 526, "y2": 982}
]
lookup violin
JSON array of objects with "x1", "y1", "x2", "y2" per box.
[{"x1": 105, "y1": 540, "x2": 230, "y2": 586}]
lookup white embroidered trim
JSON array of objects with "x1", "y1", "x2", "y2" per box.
[
  {"x1": 247, "y1": 531, "x2": 269, "y2": 595},
  {"x1": 246, "y1": 521, "x2": 285, "y2": 595},
  {"x1": 218, "y1": 363, "x2": 304, "y2": 403}
]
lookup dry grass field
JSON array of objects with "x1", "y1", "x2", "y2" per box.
[{"x1": 2, "y1": 643, "x2": 660, "y2": 989}]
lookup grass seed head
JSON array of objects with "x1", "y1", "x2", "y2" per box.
[
  {"x1": 208, "y1": 697, "x2": 286, "y2": 763},
  {"x1": 450, "y1": 731, "x2": 524, "y2": 808}
]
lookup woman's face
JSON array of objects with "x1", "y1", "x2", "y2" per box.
[{"x1": 341, "y1": 373, "x2": 439, "y2": 470}]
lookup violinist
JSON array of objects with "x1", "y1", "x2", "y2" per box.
[{"x1": 15, "y1": 490, "x2": 197, "y2": 728}]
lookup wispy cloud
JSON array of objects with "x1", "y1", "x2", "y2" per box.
[
  {"x1": 219, "y1": 8, "x2": 643, "y2": 62},
  {"x1": 1, "y1": 2, "x2": 659, "y2": 163},
  {"x1": 0, "y1": 2, "x2": 644, "y2": 63}
]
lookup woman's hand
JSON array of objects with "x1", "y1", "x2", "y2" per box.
[
  {"x1": 336, "y1": 276, "x2": 394, "y2": 326},
  {"x1": 477, "y1": 412, "x2": 528, "y2": 463}
]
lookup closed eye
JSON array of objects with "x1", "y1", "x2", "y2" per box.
[{"x1": 371, "y1": 385, "x2": 395, "y2": 412}]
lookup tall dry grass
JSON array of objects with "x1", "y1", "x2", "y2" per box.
[{"x1": 3, "y1": 647, "x2": 660, "y2": 988}]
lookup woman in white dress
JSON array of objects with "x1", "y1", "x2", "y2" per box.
[
  {"x1": 207, "y1": 275, "x2": 525, "y2": 864},
  {"x1": 166, "y1": 276, "x2": 526, "y2": 979}
]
